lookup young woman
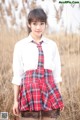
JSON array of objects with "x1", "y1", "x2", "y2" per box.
[{"x1": 12, "y1": 8, "x2": 64, "y2": 120}]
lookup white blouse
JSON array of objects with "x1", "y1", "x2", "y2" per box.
[{"x1": 12, "y1": 35, "x2": 62, "y2": 85}]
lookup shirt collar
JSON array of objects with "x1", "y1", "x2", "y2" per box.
[{"x1": 26, "y1": 34, "x2": 48, "y2": 44}]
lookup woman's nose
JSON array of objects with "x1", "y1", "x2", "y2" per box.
[{"x1": 36, "y1": 25, "x2": 40, "y2": 29}]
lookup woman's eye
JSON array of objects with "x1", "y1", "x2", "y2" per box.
[
  {"x1": 33, "y1": 22, "x2": 37, "y2": 25},
  {"x1": 32, "y1": 22, "x2": 45, "y2": 25},
  {"x1": 41, "y1": 22, "x2": 45, "y2": 25}
]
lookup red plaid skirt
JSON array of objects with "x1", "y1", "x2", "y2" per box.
[{"x1": 18, "y1": 69, "x2": 64, "y2": 111}]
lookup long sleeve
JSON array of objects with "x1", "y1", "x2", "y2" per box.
[
  {"x1": 12, "y1": 43, "x2": 24, "y2": 85},
  {"x1": 53, "y1": 43, "x2": 62, "y2": 83}
]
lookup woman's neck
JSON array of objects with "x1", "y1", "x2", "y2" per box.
[{"x1": 30, "y1": 33, "x2": 42, "y2": 43}]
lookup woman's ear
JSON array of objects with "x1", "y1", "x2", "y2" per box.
[{"x1": 28, "y1": 23, "x2": 31, "y2": 28}]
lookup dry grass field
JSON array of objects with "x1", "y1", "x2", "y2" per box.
[{"x1": 0, "y1": 25, "x2": 80, "y2": 120}]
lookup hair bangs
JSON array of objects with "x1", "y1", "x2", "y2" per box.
[{"x1": 28, "y1": 8, "x2": 47, "y2": 24}]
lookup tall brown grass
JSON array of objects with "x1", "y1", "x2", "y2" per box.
[{"x1": 0, "y1": 25, "x2": 80, "y2": 120}]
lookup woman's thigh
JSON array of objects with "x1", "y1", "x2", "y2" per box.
[
  {"x1": 21, "y1": 111, "x2": 40, "y2": 120},
  {"x1": 21, "y1": 109, "x2": 60, "y2": 120},
  {"x1": 41, "y1": 109, "x2": 60, "y2": 120}
]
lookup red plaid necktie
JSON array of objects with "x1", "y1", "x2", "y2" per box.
[{"x1": 32, "y1": 41, "x2": 44, "y2": 76}]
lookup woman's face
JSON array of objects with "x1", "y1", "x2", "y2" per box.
[{"x1": 28, "y1": 21, "x2": 46, "y2": 38}]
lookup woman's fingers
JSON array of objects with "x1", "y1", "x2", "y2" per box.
[
  {"x1": 60, "y1": 106, "x2": 64, "y2": 111},
  {"x1": 13, "y1": 101, "x2": 20, "y2": 116}
]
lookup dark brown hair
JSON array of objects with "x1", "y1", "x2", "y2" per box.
[{"x1": 27, "y1": 8, "x2": 47, "y2": 34}]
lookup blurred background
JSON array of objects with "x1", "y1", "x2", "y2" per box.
[{"x1": 0, "y1": 0, "x2": 80, "y2": 120}]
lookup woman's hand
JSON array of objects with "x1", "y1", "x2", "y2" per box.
[
  {"x1": 60, "y1": 106, "x2": 64, "y2": 111},
  {"x1": 13, "y1": 101, "x2": 20, "y2": 116},
  {"x1": 13, "y1": 84, "x2": 20, "y2": 116}
]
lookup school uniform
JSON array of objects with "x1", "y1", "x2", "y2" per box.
[{"x1": 12, "y1": 34, "x2": 64, "y2": 119}]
